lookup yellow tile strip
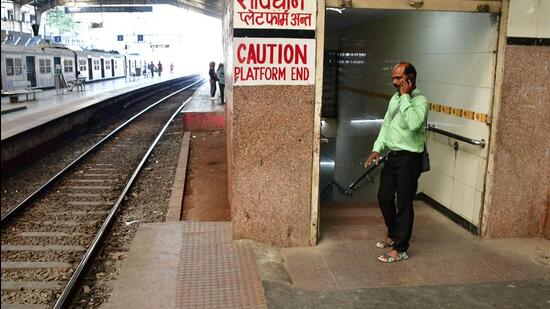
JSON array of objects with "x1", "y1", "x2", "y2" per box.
[{"x1": 339, "y1": 85, "x2": 490, "y2": 124}]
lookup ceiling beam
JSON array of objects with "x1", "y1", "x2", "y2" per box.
[
  {"x1": 14, "y1": 0, "x2": 221, "y2": 19},
  {"x1": 325, "y1": 0, "x2": 502, "y2": 13}
]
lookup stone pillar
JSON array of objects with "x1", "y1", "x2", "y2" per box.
[
  {"x1": 484, "y1": 44, "x2": 550, "y2": 238},
  {"x1": 223, "y1": 0, "x2": 319, "y2": 247},
  {"x1": 483, "y1": 0, "x2": 550, "y2": 239}
]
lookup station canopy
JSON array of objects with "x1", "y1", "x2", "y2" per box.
[{"x1": 14, "y1": 0, "x2": 222, "y2": 19}]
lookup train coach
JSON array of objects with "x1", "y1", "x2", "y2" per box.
[{"x1": 1, "y1": 44, "x2": 130, "y2": 91}]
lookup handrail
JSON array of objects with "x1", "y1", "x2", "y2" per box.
[
  {"x1": 427, "y1": 124, "x2": 485, "y2": 147},
  {"x1": 320, "y1": 156, "x2": 387, "y2": 198}
]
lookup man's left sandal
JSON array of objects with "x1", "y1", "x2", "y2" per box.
[{"x1": 377, "y1": 251, "x2": 408, "y2": 263}]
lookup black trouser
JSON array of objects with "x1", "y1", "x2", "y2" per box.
[
  {"x1": 219, "y1": 83, "x2": 225, "y2": 103},
  {"x1": 210, "y1": 79, "x2": 217, "y2": 97},
  {"x1": 377, "y1": 150, "x2": 422, "y2": 252}
]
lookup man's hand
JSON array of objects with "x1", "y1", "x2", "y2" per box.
[
  {"x1": 399, "y1": 79, "x2": 414, "y2": 95},
  {"x1": 364, "y1": 152, "x2": 380, "y2": 168}
]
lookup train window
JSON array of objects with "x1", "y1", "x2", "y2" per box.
[
  {"x1": 6, "y1": 58, "x2": 14, "y2": 76},
  {"x1": 114, "y1": 61, "x2": 118, "y2": 69},
  {"x1": 63, "y1": 59, "x2": 74, "y2": 73},
  {"x1": 14, "y1": 58, "x2": 23, "y2": 75},
  {"x1": 39, "y1": 59, "x2": 52, "y2": 74},
  {"x1": 79, "y1": 59, "x2": 87, "y2": 71},
  {"x1": 105, "y1": 61, "x2": 111, "y2": 70},
  {"x1": 93, "y1": 59, "x2": 100, "y2": 70}
]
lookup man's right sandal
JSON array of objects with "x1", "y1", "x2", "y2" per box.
[
  {"x1": 377, "y1": 251, "x2": 408, "y2": 263},
  {"x1": 376, "y1": 239, "x2": 395, "y2": 249}
]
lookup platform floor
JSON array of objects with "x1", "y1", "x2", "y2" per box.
[
  {"x1": 104, "y1": 222, "x2": 266, "y2": 309},
  {"x1": 283, "y1": 201, "x2": 550, "y2": 290},
  {"x1": 1, "y1": 74, "x2": 194, "y2": 140},
  {"x1": 102, "y1": 200, "x2": 550, "y2": 308},
  {"x1": 181, "y1": 82, "x2": 224, "y2": 113}
]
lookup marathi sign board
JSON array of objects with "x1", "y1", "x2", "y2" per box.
[
  {"x1": 233, "y1": 0, "x2": 317, "y2": 86},
  {"x1": 234, "y1": 0, "x2": 316, "y2": 30},
  {"x1": 234, "y1": 37, "x2": 315, "y2": 86}
]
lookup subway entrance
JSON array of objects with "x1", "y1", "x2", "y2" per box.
[{"x1": 318, "y1": 8, "x2": 499, "y2": 241}]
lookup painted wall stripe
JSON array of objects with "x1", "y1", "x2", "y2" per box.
[{"x1": 339, "y1": 85, "x2": 491, "y2": 124}]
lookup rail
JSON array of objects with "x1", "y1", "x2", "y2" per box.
[
  {"x1": 53, "y1": 82, "x2": 201, "y2": 309},
  {"x1": 427, "y1": 124, "x2": 485, "y2": 147},
  {"x1": 0, "y1": 77, "x2": 202, "y2": 225},
  {"x1": 320, "y1": 156, "x2": 387, "y2": 197}
]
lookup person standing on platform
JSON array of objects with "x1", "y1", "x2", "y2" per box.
[
  {"x1": 208, "y1": 61, "x2": 218, "y2": 99},
  {"x1": 216, "y1": 63, "x2": 225, "y2": 104},
  {"x1": 158, "y1": 61, "x2": 163, "y2": 77},
  {"x1": 149, "y1": 61, "x2": 155, "y2": 78},
  {"x1": 170, "y1": 63, "x2": 174, "y2": 74},
  {"x1": 364, "y1": 62, "x2": 428, "y2": 263}
]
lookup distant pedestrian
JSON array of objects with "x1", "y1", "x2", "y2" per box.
[
  {"x1": 216, "y1": 63, "x2": 225, "y2": 104},
  {"x1": 170, "y1": 63, "x2": 174, "y2": 74},
  {"x1": 158, "y1": 61, "x2": 163, "y2": 77},
  {"x1": 208, "y1": 61, "x2": 218, "y2": 99},
  {"x1": 149, "y1": 61, "x2": 155, "y2": 78}
]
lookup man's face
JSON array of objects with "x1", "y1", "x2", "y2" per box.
[{"x1": 392, "y1": 65, "x2": 406, "y2": 91}]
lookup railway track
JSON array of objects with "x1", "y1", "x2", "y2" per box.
[{"x1": 1, "y1": 77, "x2": 202, "y2": 308}]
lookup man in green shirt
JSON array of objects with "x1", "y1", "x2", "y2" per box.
[{"x1": 365, "y1": 62, "x2": 428, "y2": 263}]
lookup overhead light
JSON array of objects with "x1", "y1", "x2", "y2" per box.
[
  {"x1": 320, "y1": 160, "x2": 335, "y2": 167},
  {"x1": 326, "y1": 7, "x2": 345, "y2": 14}
]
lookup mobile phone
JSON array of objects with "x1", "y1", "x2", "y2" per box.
[{"x1": 406, "y1": 73, "x2": 416, "y2": 85}]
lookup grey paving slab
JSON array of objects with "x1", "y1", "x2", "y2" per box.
[
  {"x1": 262, "y1": 279, "x2": 550, "y2": 309},
  {"x1": 103, "y1": 222, "x2": 266, "y2": 309},
  {"x1": 282, "y1": 201, "x2": 550, "y2": 292}
]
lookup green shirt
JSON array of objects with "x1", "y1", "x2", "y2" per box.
[{"x1": 373, "y1": 88, "x2": 428, "y2": 154}]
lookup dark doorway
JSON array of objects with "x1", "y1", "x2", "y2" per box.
[
  {"x1": 100, "y1": 59, "x2": 105, "y2": 78},
  {"x1": 111, "y1": 59, "x2": 115, "y2": 77},
  {"x1": 87, "y1": 58, "x2": 93, "y2": 80},
  {"x1": 53, "y1": 57, "x2": 61, "y2": 74},
  {"x1": 25, "y1": 56, "x2": 36, "y2": 87}
]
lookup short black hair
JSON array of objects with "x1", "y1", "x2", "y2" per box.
[{"x1": 402, "y1": 62, "x2": 417, "y2": 79}]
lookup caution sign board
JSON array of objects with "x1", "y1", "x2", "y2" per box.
[{"x1": 234, "y1": 37, "x2": 315, "y2": 86}]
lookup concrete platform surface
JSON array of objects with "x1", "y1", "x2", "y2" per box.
[
  {"x1": 103, "y1": 222, "x2": 266, "y2": 309},
  {"x1": 181, "y1": 83, "x2": 225, "y2": 131},
  {"x1": 181, "y1": 83, "x2": 224, "y2": 114},
  {"x1": 1, "y1": 75, "x2": 190, "y2": 140},
  {"x1": 267, "y1": 201, "x2": 550, "y2": 307}
]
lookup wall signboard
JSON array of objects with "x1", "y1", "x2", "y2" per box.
[
  {"x1": 234, "y1": 0, "x2": 316, "y2": 30},
  {"x1": 233, "y1": 0, "x2": 317, "y2": 86}
]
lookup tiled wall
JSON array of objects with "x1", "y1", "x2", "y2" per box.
[
  {"x1": 338, "y1": 11, "x2": 499, "y2": 226},
  {"x1": 507, "y1": 0, "x2": 550, "y2": 38}
]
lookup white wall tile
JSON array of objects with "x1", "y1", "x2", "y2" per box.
[
  {"x1": 451, "y1": 179, "x2": 477, "y2": 222},
  {"x1": 454, "y1": 150, "x2": 479, "y2": 185},
  {"x1": 427, "y1": 138, "x2": 455, "y2": 177},
  {"x1": 508, "y1": 0, "x2": 540, "y2": 38},
  {"x1": 422, "y1": 168, "x2": 453, "y2": 206},
  {"x1": 537, "y1": 0, "x2": 550, "y2": 38}
]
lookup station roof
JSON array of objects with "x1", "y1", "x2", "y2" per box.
[{"x1": 14, "y1": 0, "x2": 222, "y2": 19}]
